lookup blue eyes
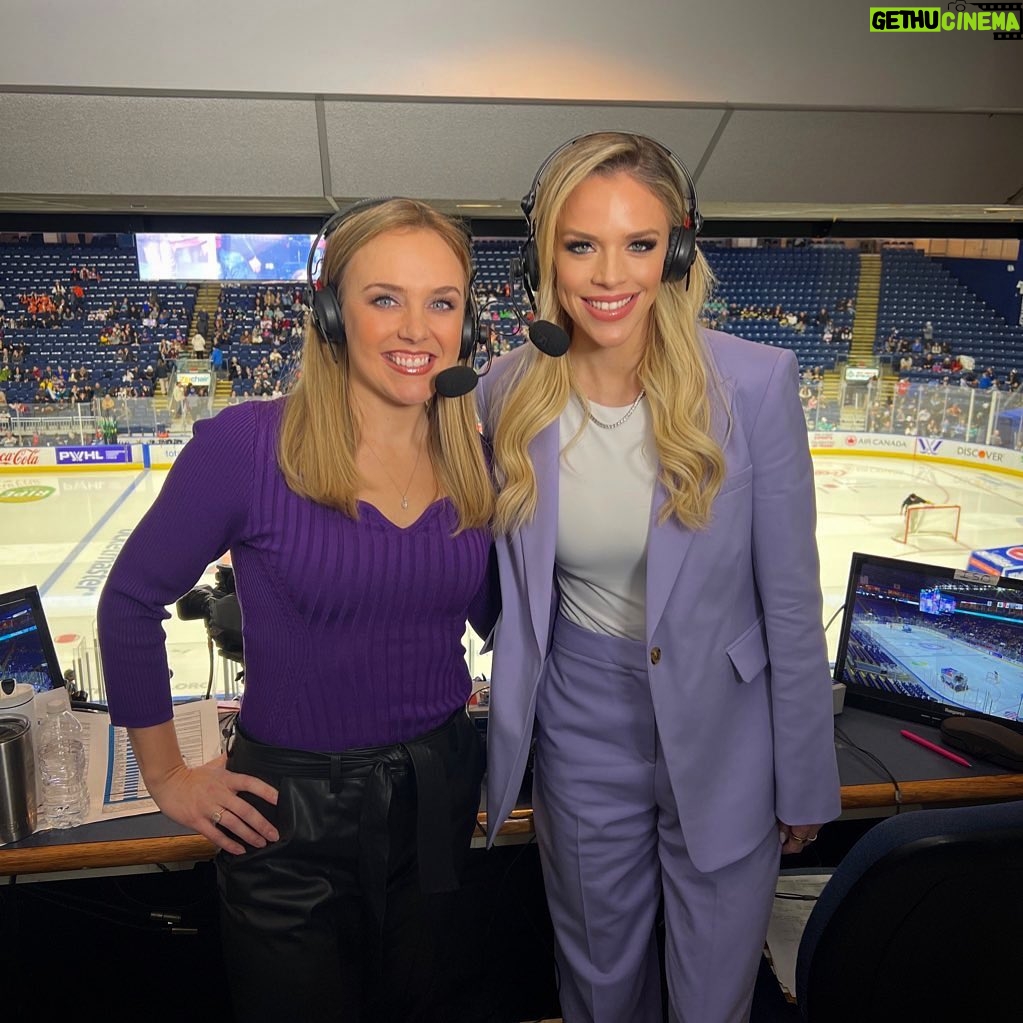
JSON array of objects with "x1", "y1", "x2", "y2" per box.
[
  {"x1": 564, "y1": 240, "x2": 658, "y2": 255},
  {"x1": 370, "y1": 295, "x2": 456, "y2": 310}
]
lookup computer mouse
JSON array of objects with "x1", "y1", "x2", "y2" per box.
[{"x1": 940, "y1": 717, "x2": 1023, "y2": 771}]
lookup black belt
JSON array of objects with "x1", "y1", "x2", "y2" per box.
[{"x1": 228, "y1": 710, "x2": 466, "y2": 936}]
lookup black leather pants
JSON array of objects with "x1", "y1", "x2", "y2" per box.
[{"x1": 216, "y1": 708, "x2": 485, "y2": 1023}]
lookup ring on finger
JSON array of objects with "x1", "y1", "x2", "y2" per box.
[{"x1": 210, "y1": 809, "x2": 224, "y2": 826}]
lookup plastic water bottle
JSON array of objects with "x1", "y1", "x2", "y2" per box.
[{"x1": 37, "y1": 702, "x2": 90, "y2": 828}]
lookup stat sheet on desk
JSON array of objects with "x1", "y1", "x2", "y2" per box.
[{"x1": 71, "y1": 699, "x2": 222, "y2": 825}]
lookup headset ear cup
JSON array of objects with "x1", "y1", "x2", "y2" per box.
[
  {"x1": 313, "y1": 288, "x2": 346, "y2": 350},
  {"x1": 460, "y1": 295, "x2": 479, "y2": 362},
  {"x1": 522, "y1": 239, "x2": 541, "y2": 294},
  {"x1": 662, "y1": 224, "x2": 697, "y2": 283}
]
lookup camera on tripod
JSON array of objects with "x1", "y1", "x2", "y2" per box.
[{"x1": 175, "y1": 565, "x2": 244, "y2": 664}]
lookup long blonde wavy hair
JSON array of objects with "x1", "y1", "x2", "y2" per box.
[
  {"x1": 278, "y1": 198, "x2": 494, "y2": 531},
  {"x1": 492, "y1": 132, "x2": 727, "y2": 534}
]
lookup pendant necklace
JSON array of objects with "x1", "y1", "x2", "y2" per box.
[
  {"x1": 584, "y1": 389, "x2": 646, "y2": 430},
  {"x1": 363, "y1": 429, "x2": 426, "y2": 510}
]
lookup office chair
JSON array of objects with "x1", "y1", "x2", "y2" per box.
[{"x1": 795, "y1": 799, "x2": 1023, "y2": 1023}]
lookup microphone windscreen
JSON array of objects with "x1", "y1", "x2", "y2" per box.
[
  {"x1": 528, "y1": 320, "x2": 571, "y2": 357},
  {"x1": 434, "y1": 365, "x2": 479, "y2": 398}
]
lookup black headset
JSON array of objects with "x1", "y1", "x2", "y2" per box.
[
  {"x1": 305, "y1": 197, "x2": 482, "y2": 364},
  {"x1": 518, "y1": 132, "x2": 704, "y2": 307}
]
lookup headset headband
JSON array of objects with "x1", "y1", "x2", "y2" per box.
[
  {"x1": 518, "y1": 132, "x2": 704, "y2": 305},
  {"x1": 520, "y1": 132, "x2": 702, "y2": 231},
  {"x1": 304, "y1": 196, "x2": 481, "y2": 365}
]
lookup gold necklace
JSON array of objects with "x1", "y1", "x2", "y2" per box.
[{"x1": 362, "y1": 428, "x2": 427, "y2": 511}]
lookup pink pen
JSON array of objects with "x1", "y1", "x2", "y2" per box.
[{"x1": 900, "y1": 729, "x2": 971, "y2": 768}]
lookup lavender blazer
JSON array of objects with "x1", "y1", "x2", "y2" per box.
[{"x1": 476, "y1": 329, "x2": 841, "y2": 872}]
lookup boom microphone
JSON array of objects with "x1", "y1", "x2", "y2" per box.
[
  {"x1": 433, "y1": 315, "x2": 569, "y2": 397},
  {"x1": 528, "y1": 320, "x2": 571, "y2": 357},
  {"x1": 434, "y1": 364, "x2": 481, "y2": 398}
]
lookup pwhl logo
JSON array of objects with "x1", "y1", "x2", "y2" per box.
[
  {"x1": 870, "y1": 4, "x2": 1022, "y2": 39},
  {"x1": 57, "y1": 449, "x2": 106, "y2": 464},
  {"x1": 917, "y1": 438, "x2": 943, "y2": 454}
]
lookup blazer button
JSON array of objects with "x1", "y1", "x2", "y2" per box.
[{"x1": 650, "y1": 647, "x2": 661, "y2": 665}]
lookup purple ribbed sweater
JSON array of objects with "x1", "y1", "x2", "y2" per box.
[{"x1": 97, "y1": 398, "x2": 493, "y2": 752}]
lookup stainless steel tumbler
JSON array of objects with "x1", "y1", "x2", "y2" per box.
[{"x1": 0, "y1": 714, "x2": 38, "y2": 844}]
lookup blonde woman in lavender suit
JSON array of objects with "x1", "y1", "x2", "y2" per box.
[{"x1": 476, "y1": 132, "x2": 840, "y2": 1023}]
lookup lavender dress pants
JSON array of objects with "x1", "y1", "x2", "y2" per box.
[{"x1": 532, "y1": 615, "x2": 781, "y2": 1023}]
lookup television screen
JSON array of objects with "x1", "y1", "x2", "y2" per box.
[
  {"x1": 0, "y1": 586, "x2": 64, "y2": 694},
  {"x1": 135, "y1": 232, "x2": 317, "y2": 282},
  {"x1": 833, "y1": 552, "x2": 1023, "y2": 733}
]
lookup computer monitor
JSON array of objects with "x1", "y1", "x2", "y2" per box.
[
  {"x1": 833, "y1": 552, "x2": 1023, "y2": 734},
  {"x1": 0, "y1": 585, "x2": 64, "y2": 694}
]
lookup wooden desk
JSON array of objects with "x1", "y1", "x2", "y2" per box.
[
  {"x1": 834, "y1": 703, "x2": 1023, "y2": 811},
  {"x1": 3, "y1": 706, "x2": 1021, "y2": 877}
]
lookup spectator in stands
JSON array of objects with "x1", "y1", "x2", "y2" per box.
[
  {"x1": 97, "y1": 198, "x2": 496, "y2": 1023},
  {"x1": 190, "y1": 330, "x2": 206, "y2": 358},
  {"x1": 478, "y1": 132, "x2": 839, "y2": 1023},
  {"x1": 210, "y1": 342, "x2": 224, "y2": 377},
  {"x1": 170, "y1": 379, "x2": 186, "y2": 418},
  {"x1": 154, "y1": 357, "x2": 170, "y2": 395}
]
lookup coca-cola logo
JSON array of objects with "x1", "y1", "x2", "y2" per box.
[{"x1": 0, "y1": 449, "x2": 40, "y2": 466}]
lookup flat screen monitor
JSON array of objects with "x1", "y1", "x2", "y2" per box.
[
  {"x1": 0, "y1": 586, "x2": 64, "y2": 694},
  {"x1": 833, "y1": 552, "x2": 1023, "y2": 734}
]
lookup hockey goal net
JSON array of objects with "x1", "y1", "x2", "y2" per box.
[{"x1": 894, "y1": 503, "x2": 961, "y2": 544}]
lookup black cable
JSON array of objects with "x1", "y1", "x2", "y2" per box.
[
  {"x1": 824, "y1": 604, "x2": 846, "y2": 633},
  {"x1": 834, "y1": 724, "x2": 903, "y2": 811},
  {"x1": 18, "y1": 885, "x2": 179, "y2": 933},
  {"x1": 204, "y1": 635, "x2": 215, "y2": 700}
]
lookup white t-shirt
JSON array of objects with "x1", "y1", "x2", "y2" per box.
[{"x1": 556, "y1": 394, "x2": 656, "y2": 641}]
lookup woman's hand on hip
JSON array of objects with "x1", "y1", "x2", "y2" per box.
[{"x1": 147, "y1": 753, "x2": 280, "y2": 856}]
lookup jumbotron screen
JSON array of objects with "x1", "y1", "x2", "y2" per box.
[{"x1": 135, "y1": 232, "x2": 316, "y2": 282}]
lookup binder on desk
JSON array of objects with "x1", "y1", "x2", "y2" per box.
[{"x1": 764, "y1": 871, "x2": 832, "y2": 1002}]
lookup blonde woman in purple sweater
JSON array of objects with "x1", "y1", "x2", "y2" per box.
[{"x1": 98, "y1": 199, "x2": 496, "y2": 1022}]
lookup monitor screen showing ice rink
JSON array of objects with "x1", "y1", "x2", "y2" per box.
[{"x1": 834, "y1": 552, "x2": 1023, "y2": 733}]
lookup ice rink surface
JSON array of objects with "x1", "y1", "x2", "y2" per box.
[{"x1": 4, "y1": 453, "x2": 1023, "y2": 700}]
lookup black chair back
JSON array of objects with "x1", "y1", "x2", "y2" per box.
[{"x1": 796, "y1": 799, "x2": 1023, "y2": 1022}]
